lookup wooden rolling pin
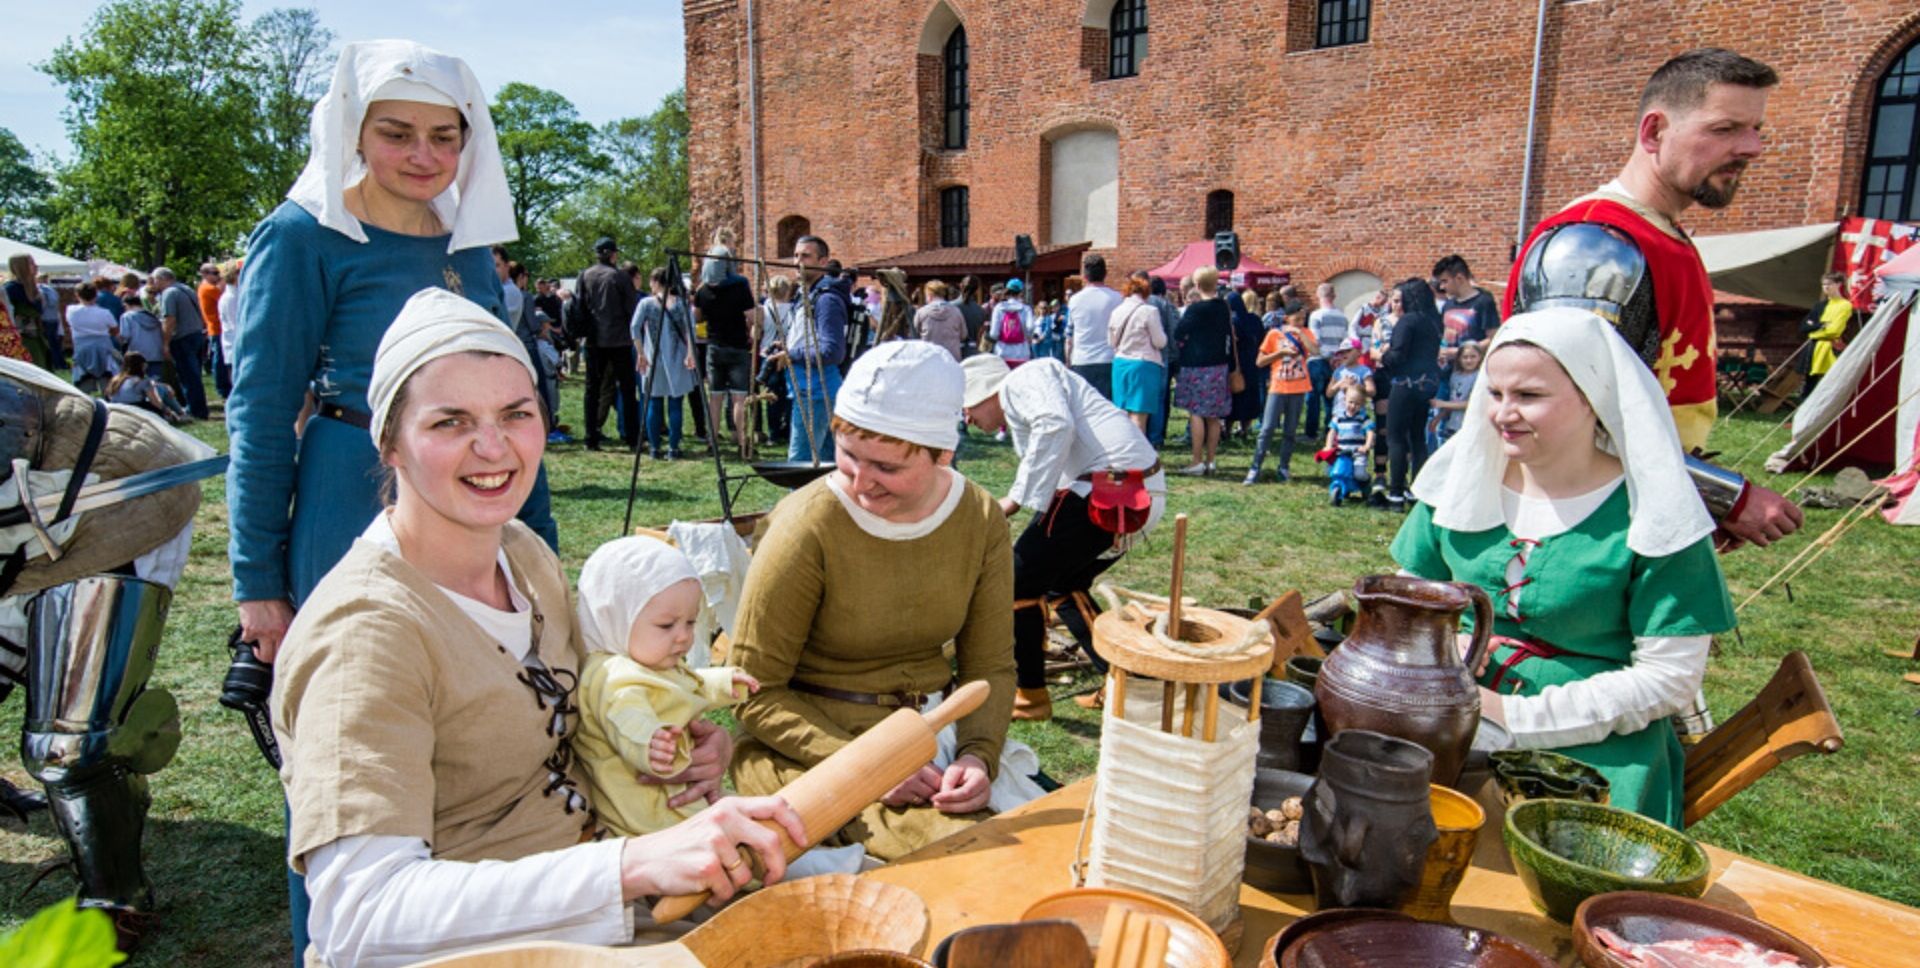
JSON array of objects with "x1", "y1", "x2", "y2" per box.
[{"x1": 650, "y1": 680, "x2": 992, "y2": 922}]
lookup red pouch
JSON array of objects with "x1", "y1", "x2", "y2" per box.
[{"x1": 1085, "y1": 469, "x2": 1152, "y2": 535}]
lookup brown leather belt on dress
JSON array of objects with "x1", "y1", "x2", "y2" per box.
[
  {"x1": 788, "y1": 677, "x2": 957, "y2": 709},
  {"x1": 317, "y1": 402, "x2": 372, "y2": 430}
]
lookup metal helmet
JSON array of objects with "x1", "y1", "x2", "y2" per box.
[{"x1": 1514, "y1": 221, "x2": 1664, "y2": 369}]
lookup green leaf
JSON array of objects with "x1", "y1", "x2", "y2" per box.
[{"x1": 0, "y1": 899, "x2": 128, "y2": 968}]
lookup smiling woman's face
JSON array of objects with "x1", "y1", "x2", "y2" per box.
[
  {"x1": 358, "y1": 99, "x2": 465, "y2": 205},
  {"x1": 385, "y1": 352, "x2": 544, "y2": 534},
  {"x1": 832, "y1": 430, "x2": 949, "y2": 523}
]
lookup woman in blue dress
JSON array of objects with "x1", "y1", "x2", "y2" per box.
[{"x1": 222, "y1": 40, "x2": 558, "y2": 959}]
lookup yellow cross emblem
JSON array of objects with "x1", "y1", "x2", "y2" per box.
[{"x1": 1654, "y1": 327, "x2": 1700, "y2": 394}]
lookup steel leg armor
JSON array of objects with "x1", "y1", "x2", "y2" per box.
[{"x1": 21, "y1": 575, "x2": 181, "y2": 919}]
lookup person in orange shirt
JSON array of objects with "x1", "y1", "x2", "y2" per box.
[
  {"x1": 1245, "y1": 305, "x2": 1318, "y2": 484},
  {"x1": 198, "y1": 262, "x2": 231, "y2": 397}
]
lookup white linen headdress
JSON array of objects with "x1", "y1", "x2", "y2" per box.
[
  {"x1": 834, "y1": 340, "x2": 965, "y2": 451},
  {"x1": 1410, "y1": 308, "x2": 1714, "y2": 558},
  {"x1": 576, "y1": 537, "x2": 701, "y2": 656},
  {"x1": 286, "y1": 39, "x2": 517, "y2": 254},
  {"x1": 368, "y1": 288, "x2": 537, "y2": 445}
]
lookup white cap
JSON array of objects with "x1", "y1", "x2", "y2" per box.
[
  {"x1": 576, "y1": 536, "x2": 699, "y2": 656},
  {"x1": 368, "y1": 288, "x2": 537, "y2": 445},
  {"x1": 833, "y1": 340, "x2": 964, "y2": 452},
  {"x1": 961, "y1": 354, "x2": 1011, "y2": 410}
]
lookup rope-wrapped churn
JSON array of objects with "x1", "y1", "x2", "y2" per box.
[{"x1": 1079, "y1": 589, "x2": 1271, "y2": 953}]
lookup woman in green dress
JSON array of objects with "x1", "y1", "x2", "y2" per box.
[{"x1": 1390, "y1": 308, "x2": 1735, "y2": 826}]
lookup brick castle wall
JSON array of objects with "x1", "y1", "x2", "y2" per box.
[{"x1": 685, "y1": 1, "x2": 1920, "y2": 290}]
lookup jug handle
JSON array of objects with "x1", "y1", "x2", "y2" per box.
[{"x1": 1459, "y1": 583, "x2": 1495, "y2": 681}]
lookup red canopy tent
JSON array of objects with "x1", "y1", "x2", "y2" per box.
[{"x1": 1148, "y1": 241, "x2": 1290, "y2": 290}]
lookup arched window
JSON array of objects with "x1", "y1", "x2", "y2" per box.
[
  {"x1": 1109, "y1": 0, "x2": 1147, "y2": 79},
  {"x1": 1862, "y1": 38, "x2": 1920, "y2": 221},
  {"x1": 776, "y1": 215, "x2": 811, "y2": 258},
  {"x1": 1205, "y1": 190, "x2": 1235, "y2": 237},
  {"x1": 943, "y1": 27, "x2": 969, "y2": 150}
]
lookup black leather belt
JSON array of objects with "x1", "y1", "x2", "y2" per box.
[
  {"x1": 1076, "y1": 459, "x2": 1162, "y2": 483},
  {"x1": 788, "y1": 677, "x2": 956, "y2": 709},
  {"x1": 317, "y1": 402, "x2": 372, "y2": 430}
]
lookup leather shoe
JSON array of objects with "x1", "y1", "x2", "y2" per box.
[
  {"x1": 1072, "y1": 687, "x2": 1106, "y2": 710},
  {"x1": 1012, "y1": 687, "x2": 1053, "y2": 722},
  {"x1": 0, "y1": 777, "x2": 48, "y2": 822}
]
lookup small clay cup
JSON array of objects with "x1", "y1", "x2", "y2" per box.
[
  {"x1": 1284, "y1": 656, "x2": 1323, "y2": 690},
  {"x1": 1397, "y1": 784, "x2": 1486, "y2": 922},
  {"x1": 1223, "y1": 679, "x2": 1316, "y2": 772}
]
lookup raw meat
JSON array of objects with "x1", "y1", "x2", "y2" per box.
[{"x1": 1592, "y1": 926, "x2": 1809, "y2": 967}]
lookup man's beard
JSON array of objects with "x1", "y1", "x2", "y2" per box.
[{"x1": 1690, "y1": 168, "x2": 1745, "y2": 209}]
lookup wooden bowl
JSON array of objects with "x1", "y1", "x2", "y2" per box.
[
  {"x1": 1572, "y1": 891, "x2": 1829, "y2": 967},
  {"x1": 683, "y1": 875, "x2": 930, "y2": 968},
  {"x1": 1244, "y1": 768, "x2": 1314, "y2": 894},
  {"x1": 409, "y1": 941, "x2": 693, "y2": 967},
  {"x1": 1020, "y1": 886, "x2": 1231, "y2": 968},
  {"x1": 1281, "y1": 919, "x2": 1556, "y2": 967},
  {"x1": 1502, "y1": 800, "x2": 1710, "y2": 924}
]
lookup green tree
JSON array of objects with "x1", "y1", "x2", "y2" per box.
[
  {"x1": 40, "y1": 0, "x2": 264, "y2": 269},
  {"x1": 491, "y1": 82, "x2": 607, "y2": 244},
  {"x1": 249, "y1": 7, "x2": 335, "y2": 208},
  {"x1": 0, "y1": 128, "x2": 54, "y2": 243},
  {"x1": 537, "y1": 89, "x2": 688, "y2": 278}
]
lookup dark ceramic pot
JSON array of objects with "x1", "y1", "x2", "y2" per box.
[
  {"x1": 1283, "y1": 656, "x2": 1322, "y2": 690},
  {"x1": 1314, "y1": 575, "x2": 1493, "y2": 787},
  {"x1": 1244, "y1": 768, "x2": 1315, "y2": 894},
  {"x1": 1310, "y1": 627, "x2": 1344, "y2": 654},
  {"x1": 1223, "y1": 679, "x2": 1316, "y2": 772},
  {"x1": 1298, "y1": 730, "x2": 1438, "y2": 911}
]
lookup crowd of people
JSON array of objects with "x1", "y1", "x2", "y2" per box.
[{"x1": 0, "y1": 37, "x2": 1840, "y2": 967}]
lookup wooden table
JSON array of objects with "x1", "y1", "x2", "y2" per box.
[{"x1": 867, "y1": 780, "x2": 1920, "y2": 967}]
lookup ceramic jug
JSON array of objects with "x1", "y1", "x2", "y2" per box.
[
  {"x1": 1314, "y1": 575, "x2": 1494, "y2": 786},
  {"x1": 1298, "y1": 729, "x2": 1438, "y2": 910}
]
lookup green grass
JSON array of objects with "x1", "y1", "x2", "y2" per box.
[{"x1": 3, "y1": 375, "x2": 1917, "y2": 962}]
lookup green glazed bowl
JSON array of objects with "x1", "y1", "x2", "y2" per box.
[
  {"x1": 1502, "y1": 799, "x2": 1711, "y2": 923},
  {"x1": 1489, "y1": 749, "x2": 1611, "y2": 809}
]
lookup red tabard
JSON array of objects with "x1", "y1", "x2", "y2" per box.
[{"x1": 1504, "y1": 196, "x2": 1718, "y2": 450}]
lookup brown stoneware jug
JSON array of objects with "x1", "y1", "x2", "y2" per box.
[{"x1": 1314, "y1": 575, "x2": 1494, "y2": 786}]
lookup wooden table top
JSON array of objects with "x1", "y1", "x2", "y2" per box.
[{"x1": 866, "y1": 779, "x2": 1920, "y2": 967}]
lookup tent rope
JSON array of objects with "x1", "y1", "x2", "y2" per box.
[
  {"x1": 1732, "y1": 355, "x2": 1903, "y2": 466},
  {"x1": 1736, "y1": 484, "x2": 1886, "y2": 613}
]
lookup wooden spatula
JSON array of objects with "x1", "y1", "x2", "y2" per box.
[{"x1": 1093, "y1": 907, "x2": 1171, "y2": 968}]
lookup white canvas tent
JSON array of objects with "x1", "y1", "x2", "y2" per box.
[
  {"x1": 1765, "y1": 244, "x2": 1920, "y2": 524},
  {"x1": 0, "y1": 236, "x2": 88, "y2": 278},
  {"x1": 1694, "y1": 222, "x2": 1838, "y2": 310}
]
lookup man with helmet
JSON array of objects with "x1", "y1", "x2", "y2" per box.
[{"x1": 1506, "y1": 47, "x2": 1804, "y2": 548}]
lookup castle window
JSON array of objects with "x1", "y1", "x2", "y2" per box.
[
  {"x1": 1109, "y1": 0, "x2": 1147, "y2": 79},
  {"x1": 943, "y1": 27, "x2": 969, "y2": 150},
  {"x1": 1316, "y1": 0, "x2": 1370, "y2": 49},
  {"x1": 940, "y1": 186, "x2": 970, "y2": 248},
  {"x1": 1862, "y1": 38, "x2": 1920, "y2": 220}
]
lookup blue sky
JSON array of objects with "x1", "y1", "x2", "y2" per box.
[{"x1": 1, "y1": 0, "x2": 688, "y2": 160}]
